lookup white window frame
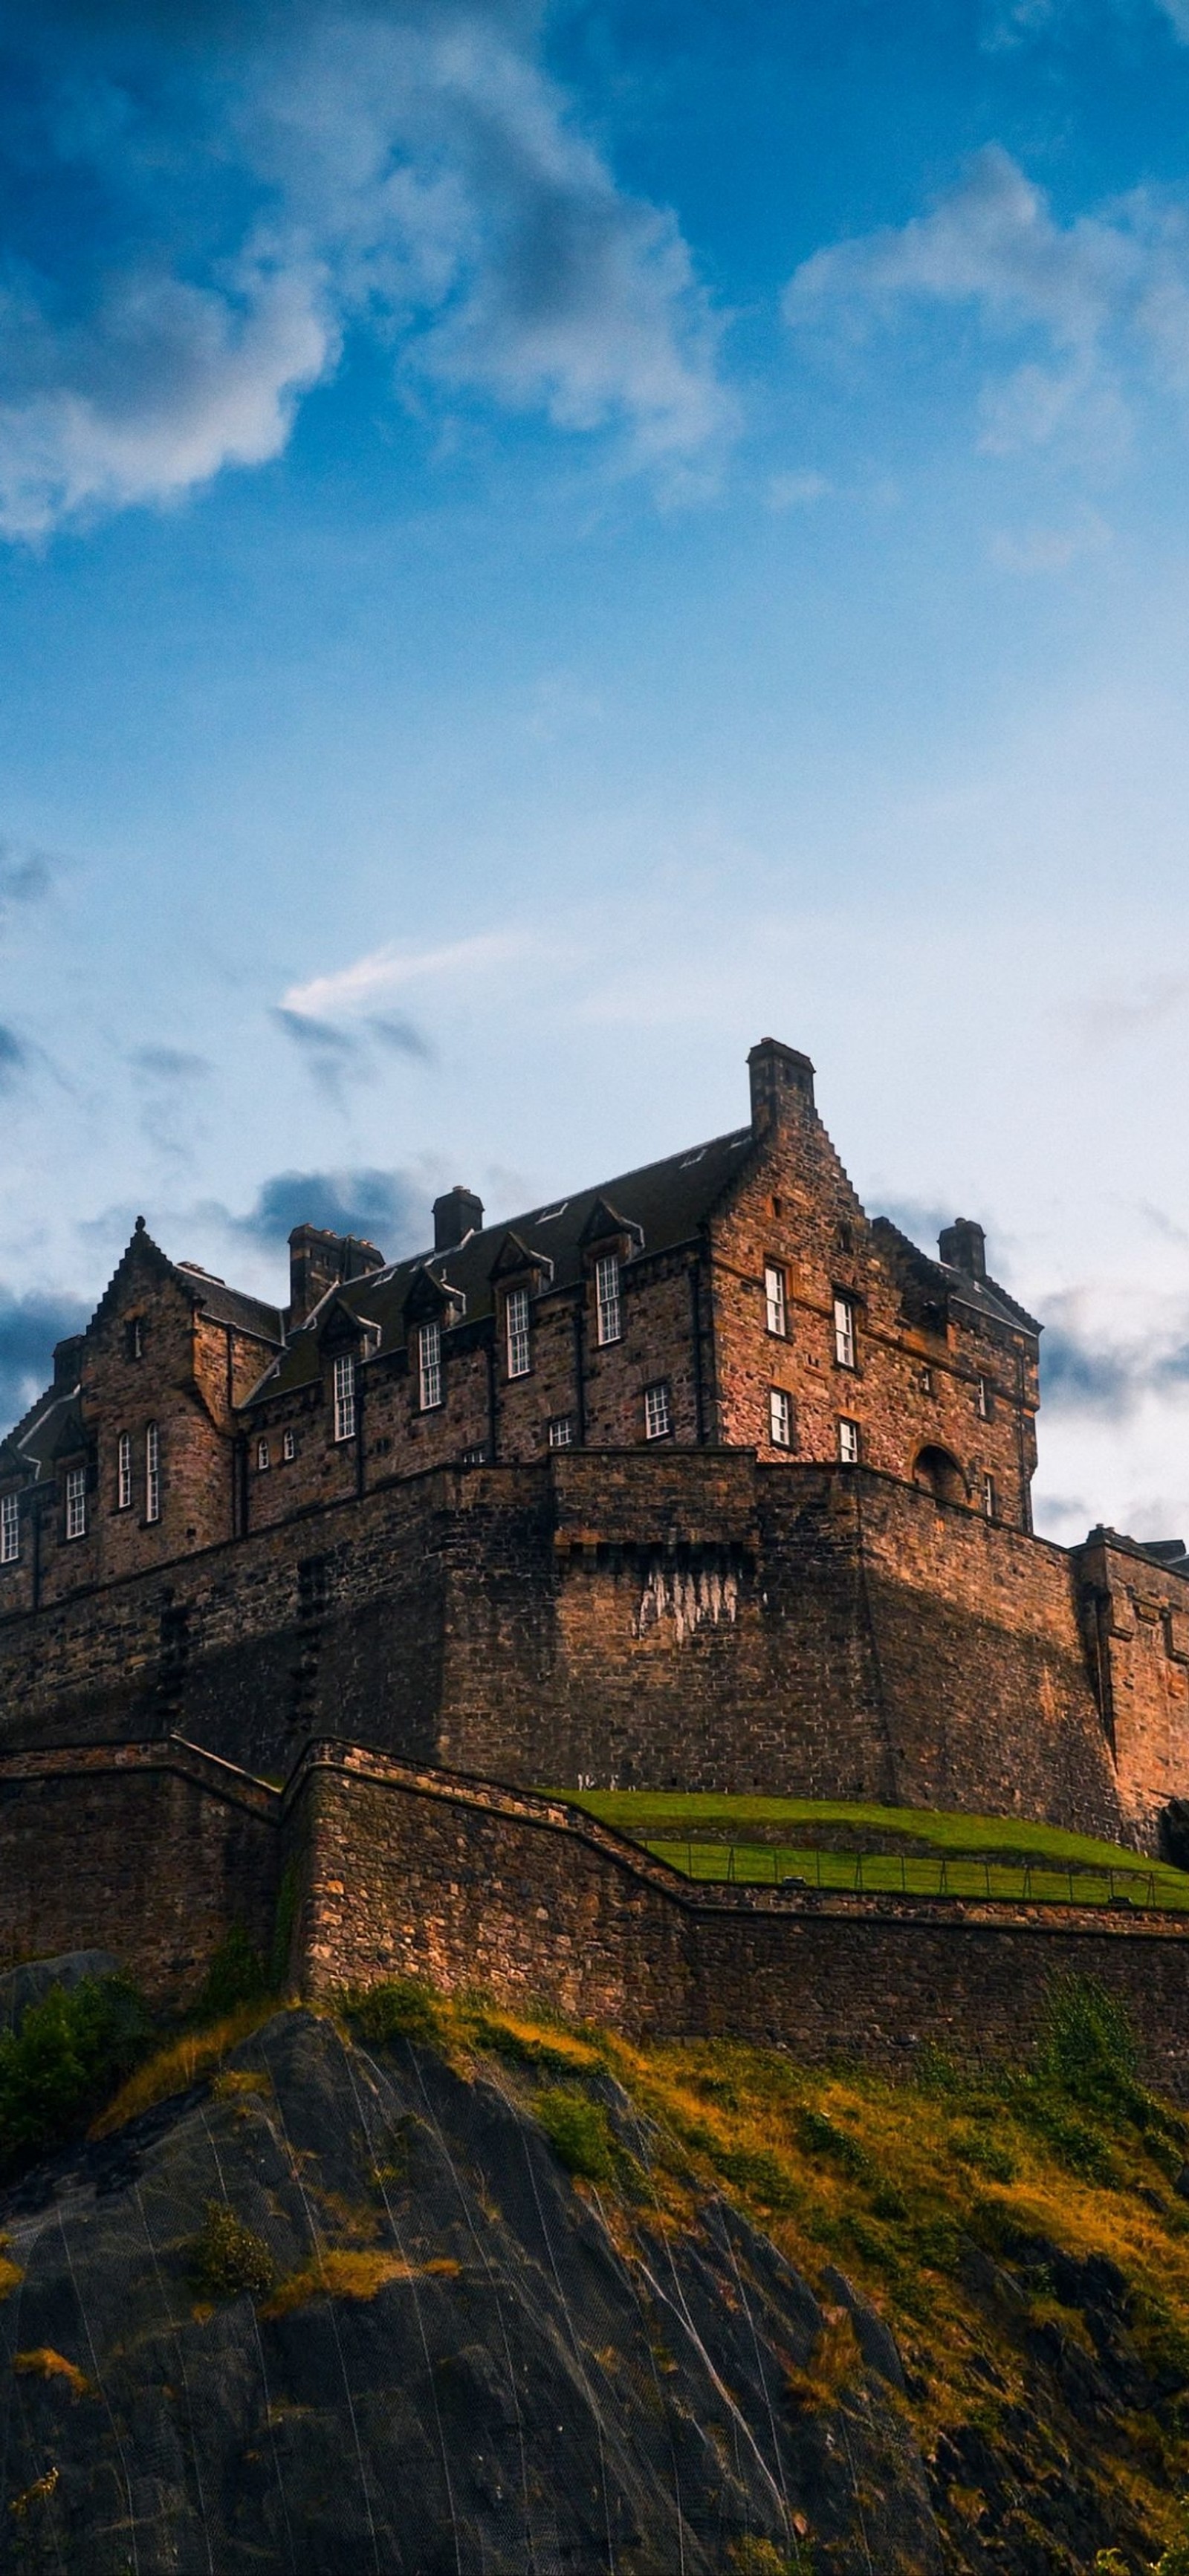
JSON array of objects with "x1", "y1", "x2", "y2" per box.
[
  {"x1": 838, "y1": 1417, "x2": 860, "y2": 1465},
  {"x1": 257, "y1": 1437, "x2": 270, "y2": 1472},
  {"x1": 644, "y1": 1381, "x2": 671, "y2": 1441},
  {"x1": 833, "y1": 1295, "x2": 856, "y2": 1369},
  {"x1": 65, "y1": 1464, "x2": 87, "y2": 1540},
  {"x1": 764, "y1": 1262, "x2": 787, "y2": 1337},
  {"x1": 594, "y1": 1252, "x2": 621, "y2": 1347},
  {"x1": 117, "y1": 1430, "x2": 132, "y2": 1511},
  {"x1": 418, "y1": 1321, "x2": 442, "y2": 1412},
  {"x1": 505, "y1": 1284, "x2": 531, "y2": 1380},
  {"x1": 769, "y1": 1387, "x2": 791, "y2": 1448},
  {"x1": 976, "y1": 1375, "x2": 991, "y2": 1420},
  {"x1": 547, "y1": 1415, "x2": 574, "y2": 1450},
  {"x1": 145, "y1": 1421, "x2": 161, "y2": 1522},
  {"x1": 1, "y1": 1490, "x2": 18, "y2": 1565},
  {"x1": 282, "y1": 1428, "x2": 296, "y2": 1463},
  {"x1": 983, "y1": 1472, "x2": 997, "y2": 1519},
  {"x1": 333, "y1": 1353, "x2": 357, "y2": 1441}
]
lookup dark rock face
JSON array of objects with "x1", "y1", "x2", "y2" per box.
[{"x1": 0, "y1": 2011, "x2": 942, "y2": 2574}]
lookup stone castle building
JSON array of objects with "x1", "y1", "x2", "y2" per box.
[{"x1": 2, "y1": 1036, "x2": 1188, "y2": 1852}]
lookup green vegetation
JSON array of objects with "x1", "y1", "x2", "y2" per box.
[
  {"x1": 187, "y1": 2199, "x2": 278, "y2": 2302},
  {"x1": 343, "y1": 1976, "x2": 444, "y2": 2047},
  {"x1": 0, "y1": 1973, "x2": 152, "y2": 2176},
  {"x1": 534, "y1": 2086, "x2": 616, "y2": 2181},
  {"x1": 554, "y1": 1788, "x2": 1189, "y2": 1907},
  {"x1": 190, "y1": 1923, "x2": 270, "y2": 2019}
]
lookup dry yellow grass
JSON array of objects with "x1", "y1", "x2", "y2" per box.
[
  {"x1": 90, "y1": 1999, "x2": 280, "y2": 2137},
  {"x1": 13, "y1": 2348, "x2": 92, "y2": 2396},
  {"x1": 262, "y1": 2249, "x2": 460, "y2": 2317}
]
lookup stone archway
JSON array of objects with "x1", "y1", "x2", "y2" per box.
[{"x1": 913, "y1": 1444, "x2": 968, "y2": 1506}]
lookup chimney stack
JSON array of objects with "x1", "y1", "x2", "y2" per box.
[
  {"x1": 432, "y1": 1187, "x2": 484, "y2": 1251},
  {"x1": 748, "y1": 1038, "x2": 815, "y2": 1136},
  {"x1": 288, "y1": 1225, "x2": 385, "y2": 1327},
  {"x1": 938, "y1": 1219, "x2": 987, "y2": 1283}
]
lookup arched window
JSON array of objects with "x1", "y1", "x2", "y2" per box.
[{"x1": 913, "y1": 1444, "x2": 966, "y2": 1506}]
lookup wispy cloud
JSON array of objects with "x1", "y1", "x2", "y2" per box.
[
  {"x1": 0, "y1": 1025, "x2": 29, "y2": 1089},
  {"x1": 990, "y1": 510, "x2": 1111, "y2": 574},
  {"x1": 0, "y1": 0, "x2": 731, "y2": 539},
  {"x1": 1042, "y1": 1292, "x2": 1189, "y2": 1419},
  {"x1": 281, "y1": 927, "x2": 531, "y2": 1022},
  {"x1": 0, "y1": 839, "x2": 57, "y2": 927},
  {"x1": 784, "y1": 145, "x2": 1189, "y2": 470},
  {"x1": 0, "y1": 1285, "x2": 89, "y2": 1437},
  {"x1": 225, "y1": 1163, "x2": 428, "y2": 1254},
  {"x1": 1068, "y1": 973, "x2": 1189, "y2": 1044}
]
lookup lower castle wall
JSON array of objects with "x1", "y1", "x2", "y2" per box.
[
  {"x1": 5, "y1": 1738, "x2": 1189, "y2": 2097},
  {"x1": 0, "y1": 1451, "x2": 1180, "y2": 1844},
  {"x1": 0, "y1": 1742, "x2": 279, "y2": 2002}
]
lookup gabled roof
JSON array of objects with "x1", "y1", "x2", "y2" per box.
[
  {"x1": 871, "y1": 1216, "x2": 1041, "y2": 1340},
  {"x1": 244, "y1": 1122, "x2": 755, "y2": 1407}
]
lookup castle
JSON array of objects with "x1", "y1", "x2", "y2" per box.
[{"x1": 2, "y1": 1034, "x2": 1188, "y2": 1858}]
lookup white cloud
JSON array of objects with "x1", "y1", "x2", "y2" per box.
[
  {"x1": 989, "y1": 507, "x2": 1111, "y2": 572},
  {"x1": 784, "y1": 145, "x2": 1189, "y2": 467},
  {"x1": 765, "y1": 469, "x2": 832, "y2": 510},
  {"x1": 0, "y1": 1, "x2": 732, "y2": 539},
  {"x1": 281, "y1": 927, "x2": 534, "y2": 1020}
]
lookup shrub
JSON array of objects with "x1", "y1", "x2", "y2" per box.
[
  {"x1": 345, "y1": 1979, "x2": 444, "y2": 2048},
  {"x1": 713, "y1": 2143, "x2": 801, "y2": 2210},
  {"x1": 794, "y1": 2106, "x2": 875, "y2": 2183},
  {"x1": 536, "y1": 2088, "x2": 615, "y2": 2181},
  {"x1": 1039, "y1": 1976, "x2": 1141, "y2": 2117},
  {"x1": 190, "y1": 1926, "x2": 268, "y2": 2022},
  {"x1": 187, "y1": 2200, "x2": 277, "y2": 2302},
  {"x1": 0, "y1": 1974, "x2": 153, "y2": 2177}
]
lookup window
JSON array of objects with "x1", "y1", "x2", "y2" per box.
[
  {"x1": 117, "y1": 1430, "x2": 132, "y2": 1511},
  {"x1": 921, "y1": 1366, "x2": 933, "y2": 1397},
  {"x1": 983, "y1": 1473, "x2": 997, "y2": 1519},
  {"x1": 505, "y1": 1285, "x2": 531, "y2": 1379},
  {"x1": 282, "y1": 1428, "x2": 297, "y2": 1463},
  {"x1": 145, "y1": 1422, "x2": 161, "y2": 1522},
  {"x1": 461, "y1": 1442, "x2": 488, "y2": 1466},
  {"x1": 769, "y1": 1387, "x2": 792, "y2": 1448},
  {"x1": 333, "y1": 1353, "x2": 356, "y2": 1441},
  {"x1": 976, "y1": 1375, "x2": 991, "y2": 1420},
  {"x1": 65, "y1": 1464, "x2": 86, "y2": 1540},
  {"x1": 548, "y1": 1415, "x2": 574, "y2": 1449},
  {"x1": 838, "y1": 1417, "x2": 860, "y2": 1464},
  {"x1": 594, "y1": 1252, "x2": 621, "y2": 1346},
  {"x1": 257, "y1": 1438, "x2": 270, "y2": 1472},
  {"x1": 833, "y1": 1296, "x2": 856, "y2": 1369},
  {"x1": 126, "y1": 1316, "x2": 144, "y2": 1360},
  {"x1": 418, "y1": 1323, "x2": 442, "y2": 1412},
  {"x1": 764, "y1": 1263, "x2": 787, "y2": 1337},
  {"x1": 1, "y1": 1491, "x2": 18, "y2": 1565},
  {"x1": 644, "y1": 1381, "x2": 671, "y2": 1441}
]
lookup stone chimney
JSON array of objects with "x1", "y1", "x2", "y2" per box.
[
  {"x1": 747, "y1": 1038, "x2": 815, "y2": 1135},
  {"x1": 52, "y1": 1334, "x2": 84, "y2": 1392},
  {"x1": 288, "y1": 1225, "x2": 386, "y2": 1327},
  {"x1": 432, "y1": 1187, "x2": 484, "y2": 1252},
  {"x1": 938, "y1": 1219, "x2": 987, "y2": 1282}
]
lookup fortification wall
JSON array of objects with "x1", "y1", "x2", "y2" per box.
[
  {"x1": 0, "y1": 1741, "x2": 279, "y2": 2002},
  {"x1": 0, "y1": 1452, "x2": 1175, "y2": 1841}
]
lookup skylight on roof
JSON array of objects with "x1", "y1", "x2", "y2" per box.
[
  {"x1": 679, "y1": 1151, "x2": 705, "y2": 1168},
  {"x1": 535, "y1": 1202, "x2": 568, "y2": 1222}
]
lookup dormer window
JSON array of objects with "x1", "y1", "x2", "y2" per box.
[
  {"x1": 765, "y1": 1263, "x2": 787, "y2": 1337},
  {"x1": 145, "y1": 1422, "x2": 161, "y2": 1522},
  {"x1": 1, "y1": 1491, "x2": 18, "y2": 1565},
  {"x1": 65, "y1": 1465, "x2": 86, "y2": 1541},
  {"x1": 505, "y1": 1285, "x2": 531, "y2": 1380},
  {"x1": 595, "y1": 1253, "x2": 621, "y2": 1347},
  {"x1": 333, "y1": 1354, "x2": 356, "y2": 1442},
  {"x1": 117, "y1": 1430, "x2": 132, "y2": 1511},
  {"x1": 418, "y1": 1323, "x2": 442, "y2": 1412}
]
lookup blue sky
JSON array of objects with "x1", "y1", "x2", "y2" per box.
[{"x1": 3, "y1": 0, "x2": 1189, "y2": 1541}]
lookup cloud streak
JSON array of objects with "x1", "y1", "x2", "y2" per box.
[
  {"x1": 0, "y1": 0, "x2": 730, "y2": 538},
  {"x1": 280, "y1": 927, "x2": 531, "y2": 1021}
]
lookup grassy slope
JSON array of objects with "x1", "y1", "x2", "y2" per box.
[{"x1": 551, "y1": 1791, "x2": 1189, "y2": 1907}]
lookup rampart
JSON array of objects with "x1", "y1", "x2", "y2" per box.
[
  {"x1": 4, "y1": 1453, "x2": 1172, "y2": 1844},
  {"x1": 7, "y1": 1735, "x2": 1189, "y2": 2100}
]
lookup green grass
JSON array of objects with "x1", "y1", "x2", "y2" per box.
[{"x1": 548, "y1": 1791, "x2": 1189, "y2": 1910}]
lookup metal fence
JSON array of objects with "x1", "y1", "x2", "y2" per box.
[{"x1": 648, "y1": 1839, "x2": 1166, "y2": 1908}]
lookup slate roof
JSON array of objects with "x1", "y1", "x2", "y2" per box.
[
  {"x1": 871, "y1": 1216, "x2": 1041, "y2": 1340},
  {"x1": 244, "y1": 1123, "x2": 757, "y2": 1407}
]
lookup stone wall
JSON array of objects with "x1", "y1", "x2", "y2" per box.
[
  {"x1": 0, "y1": 1739, "x2": 279, "y2": 2002},
  {"x1": 0, "y1": 1450, "x2": 1166, "y2": 1841}
]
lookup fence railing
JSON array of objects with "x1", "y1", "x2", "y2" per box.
[{"x1": 647, "y1": 1838, "x2": 1167, "y2": 1909}]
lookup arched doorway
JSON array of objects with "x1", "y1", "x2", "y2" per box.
[{"x1": 913, "y1": 1444, "x2": 967, "y2": 1506}]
